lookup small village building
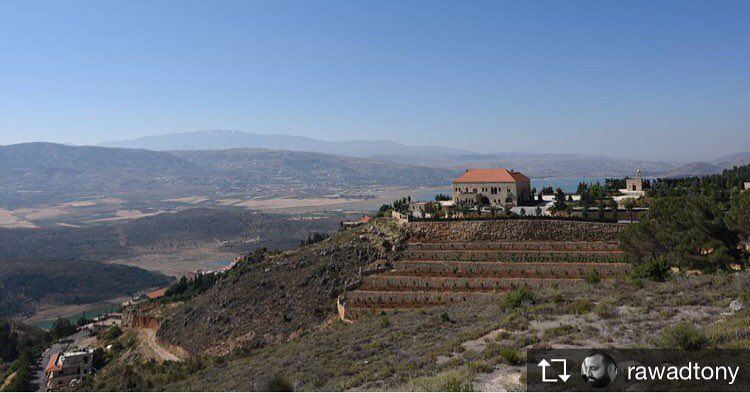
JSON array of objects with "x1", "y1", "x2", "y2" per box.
[
  {"x1": 625, "y1": 169, "x2": 644, "y2": 192},
  {"x1": 342, "y1": 215, "x2": 372, "y2": 228},
  {"x1": 452, "y1": 168, "x2": 531, "y2": 207},
  {"x1": 45, "y1": 348, "x2": 94, "y2": 391}
]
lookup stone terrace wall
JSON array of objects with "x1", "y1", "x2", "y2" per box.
[{"x1": 407, "y1": 220, "x2": 627, "y2": 243}]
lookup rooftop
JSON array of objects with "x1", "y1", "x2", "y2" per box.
[
  {"x1": 45, "y1": 353, "x2": 61, "y2": 373},
  {"x1": 453, "y1": 168, "x2": 530, "y2": 183}
]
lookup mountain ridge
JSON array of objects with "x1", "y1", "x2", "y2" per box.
[
  {"x1": 0, "y1": 142, "x2": 455, "y2": 207},
  {"x1": 100, "y1": 130, "x2": 471, "y2": 157}
]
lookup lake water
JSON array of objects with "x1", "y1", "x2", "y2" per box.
[
  {"x1": 34, "y1": 303, "x2": 122, "y2": 330},
  {"x1": 207, "y1": 260, "x2": 233, "y2": 268},
  {"x1": 531, "y1": 177, "x2": 607, "y2": 193}
]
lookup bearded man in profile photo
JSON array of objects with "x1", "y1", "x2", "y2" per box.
[{"x1": 581, "y1": 353, "x2": 618, "y2": 388}]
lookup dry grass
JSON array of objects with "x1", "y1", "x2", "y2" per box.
[{"x1": 81, "y1": 272, "x2": 750, "y2": 392}]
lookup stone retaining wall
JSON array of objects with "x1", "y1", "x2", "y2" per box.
[
  {"x1": 361, "y1": 275, "x2": 586, "y2": 292},
  {"x1": 405, "y1": 241, "x2": 620, "y2": 251},
  {"x1": 408, "y1": 220, "x2": 627, "y2": 243},
  {"x1": 347, "y1": 290, "x2": 500, "y2": 307},
  {"x1": 389, "y1": 261, "x2": 631, "y2": 278},
  {"x1": 400, "y1": 249, "x2": 625, "y2": 263}
]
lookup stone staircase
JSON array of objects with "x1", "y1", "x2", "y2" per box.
[{"x1": 343, "y1": 240, "x2": 629, "y2": 313}]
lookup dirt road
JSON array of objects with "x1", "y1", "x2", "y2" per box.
[{"x1": 139, "y1": 328, "x2": 181, "y2": 362}]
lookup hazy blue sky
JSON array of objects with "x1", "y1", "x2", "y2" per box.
[{"x1": 1, "y1": 1, "x2": 748, "y2": 161}]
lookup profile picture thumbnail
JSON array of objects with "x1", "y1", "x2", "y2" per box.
[{"x1": 581, "y1": 353, "x2": 618, "y2": 388}]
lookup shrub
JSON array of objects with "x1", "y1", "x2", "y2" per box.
[
  {"x1": 497, "y1": 347, "x2": 520, "y2": 365},
  {"x1": 655, "y1": 323, "x2": 709, "y2": 350},
  {"x1": 380, "y1": 316, "x2": 390, "y2": 328},
  {"x1": 401, "y1": 369, "x2": 473, "y2": 392},
  {"x1": 630, "y1": 258, "x2": 672, "y2": 282},
  {"x1": 566, "y1": 299, "x2": 594, "y2": 315},
  {"x1": 501, "y1": 287, "x2": 535, "y2": 309},
  {"x1": 551, "y1": 291, "x2": 564, "y2": 304},
  {"x1": 586, "y1": 269, "x2": 601, "y2": 284},
  {"x1": 103, "y1": 325, "x2": 122, "y2": 341},
  {"x1": 627, "y1": 277, "x2": 645, "y2": 289},
  {"x1": 467, "y1": 360, "x2": 494, "y2": 373},
  {"x1": 267, "y1": 374, "x2": 294, "y2": 392},
  {"x1": 735, "y1": 271, "x2": 750, "y2": 302},
  {"x1": 594, "y1": 302, "x2": 617, "y2": 319},
  {"x1": 442, "y1": 376, "x2": 474, "y2": 392},
  {"x1": 440, "y1": 312, "x2": 455, "y2": 324},
  {"x1": 543, "y1": 324, "x2": 580, "y2": 339}
]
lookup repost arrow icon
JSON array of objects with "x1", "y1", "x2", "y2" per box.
[
  {"x1": 552, "y1": 359, "x2": 571, "y2": 382},
  {"x1": 537, "y1": 359, "x2": 557, "y2": 382}
]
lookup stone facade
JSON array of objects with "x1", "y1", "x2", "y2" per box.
[
  {"x1": 625, "y1": 169, "x2": 644, "y2": 192},
  {"x1": 452, "y1": 169, "x2": 532, "y2": 207},
  {"x1": 45, "y1": 349, "x2": 94, "y2": 391}
]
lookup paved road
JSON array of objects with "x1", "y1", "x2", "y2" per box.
[{"x1": 32, "y1": 331, "x2": 91, "y2": 392}]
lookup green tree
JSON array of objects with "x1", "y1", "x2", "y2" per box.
[
  {"x1": 623, "y1": 198, "x2": 636, "y2": 222},
  {"x1": 76, "y1": 312, "x2": 88, "y2": 327},
  {"x1": 552, "y1": 188, "x2": 567, "y2": 212},
  {"x1": 727, "y1": 190, "x2": 750, "y2": 239},
  {"x1": 620, "y1": 196, "x2": 741, "y2": 272},
  {"x1": 435, "y1": 193, "x2": 451, "y2": 202},
  {"x1": 609, "y1": 198, "x2": 619, "y2": 221},
  {"x1": 597, "y1": 202, "x2": 606, "y2": 221},
  {"x1": 51, "y1": 317, "x2": 76, "y2": 340}
]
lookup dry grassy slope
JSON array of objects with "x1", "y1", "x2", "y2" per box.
[{"x1": 157, "y1": 218, "x2": 404, "y2": 355}]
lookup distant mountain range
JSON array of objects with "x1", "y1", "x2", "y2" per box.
[
  {"x1": 0, "y1": 142, "x2": 455, "y2": 207},
  {"x1": 101, "y1": 130, "x2": 470, "y2": 158},
  {"x1": 101, "y1": 130, "x2": 750, "y2": 178},
  {"x1": 2, "y1": 137, "x2": 749, "y2": 207},
  {"x1": 659, "y1": 152, "x2": 750, "y2": 178}
]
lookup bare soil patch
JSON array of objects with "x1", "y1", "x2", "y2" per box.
[{"x1": 0, "y1": 209, "x2": 36, "y2": 228}]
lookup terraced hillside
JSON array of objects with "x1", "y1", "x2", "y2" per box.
[{"x1": 344, "y1": 236, "x2": 630, "y2": 312}]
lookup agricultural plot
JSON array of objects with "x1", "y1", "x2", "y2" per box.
[{"x1": 345, "y1": 241, "x2": 630, "y2": 311}]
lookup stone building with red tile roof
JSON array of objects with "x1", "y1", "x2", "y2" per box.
[
  {"x1": 452, "y1": 168, "x2": 532, "y2": 207},
  {"x1": 44, "y1": 348, "x2": 93, "y2": 391}
]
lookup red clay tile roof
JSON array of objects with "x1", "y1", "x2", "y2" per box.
[
  {"x1": 357, "y1": 216, "x2": 372, "y2": 224},
  {"x1": 45, "y1": 353, "x2": 61, "y2": 373},
  {"x1": 453, "y1": 168, "x2": 530, "y2": 183},
  {"x1": 145, "y1": 288, "x2": 168, "y2": 299}
]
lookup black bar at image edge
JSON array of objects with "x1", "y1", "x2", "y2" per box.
[{"x1": 526, "y1": 349, "x2": 750, "y2": 391}]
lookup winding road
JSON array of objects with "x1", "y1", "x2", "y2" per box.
[{"x1": 139, "y1": 328, "x2": 181, "y2": 362}]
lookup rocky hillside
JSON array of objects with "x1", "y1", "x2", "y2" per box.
[{"x1": 157, "y1": 218, "x2": 404, "y2": 355}]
